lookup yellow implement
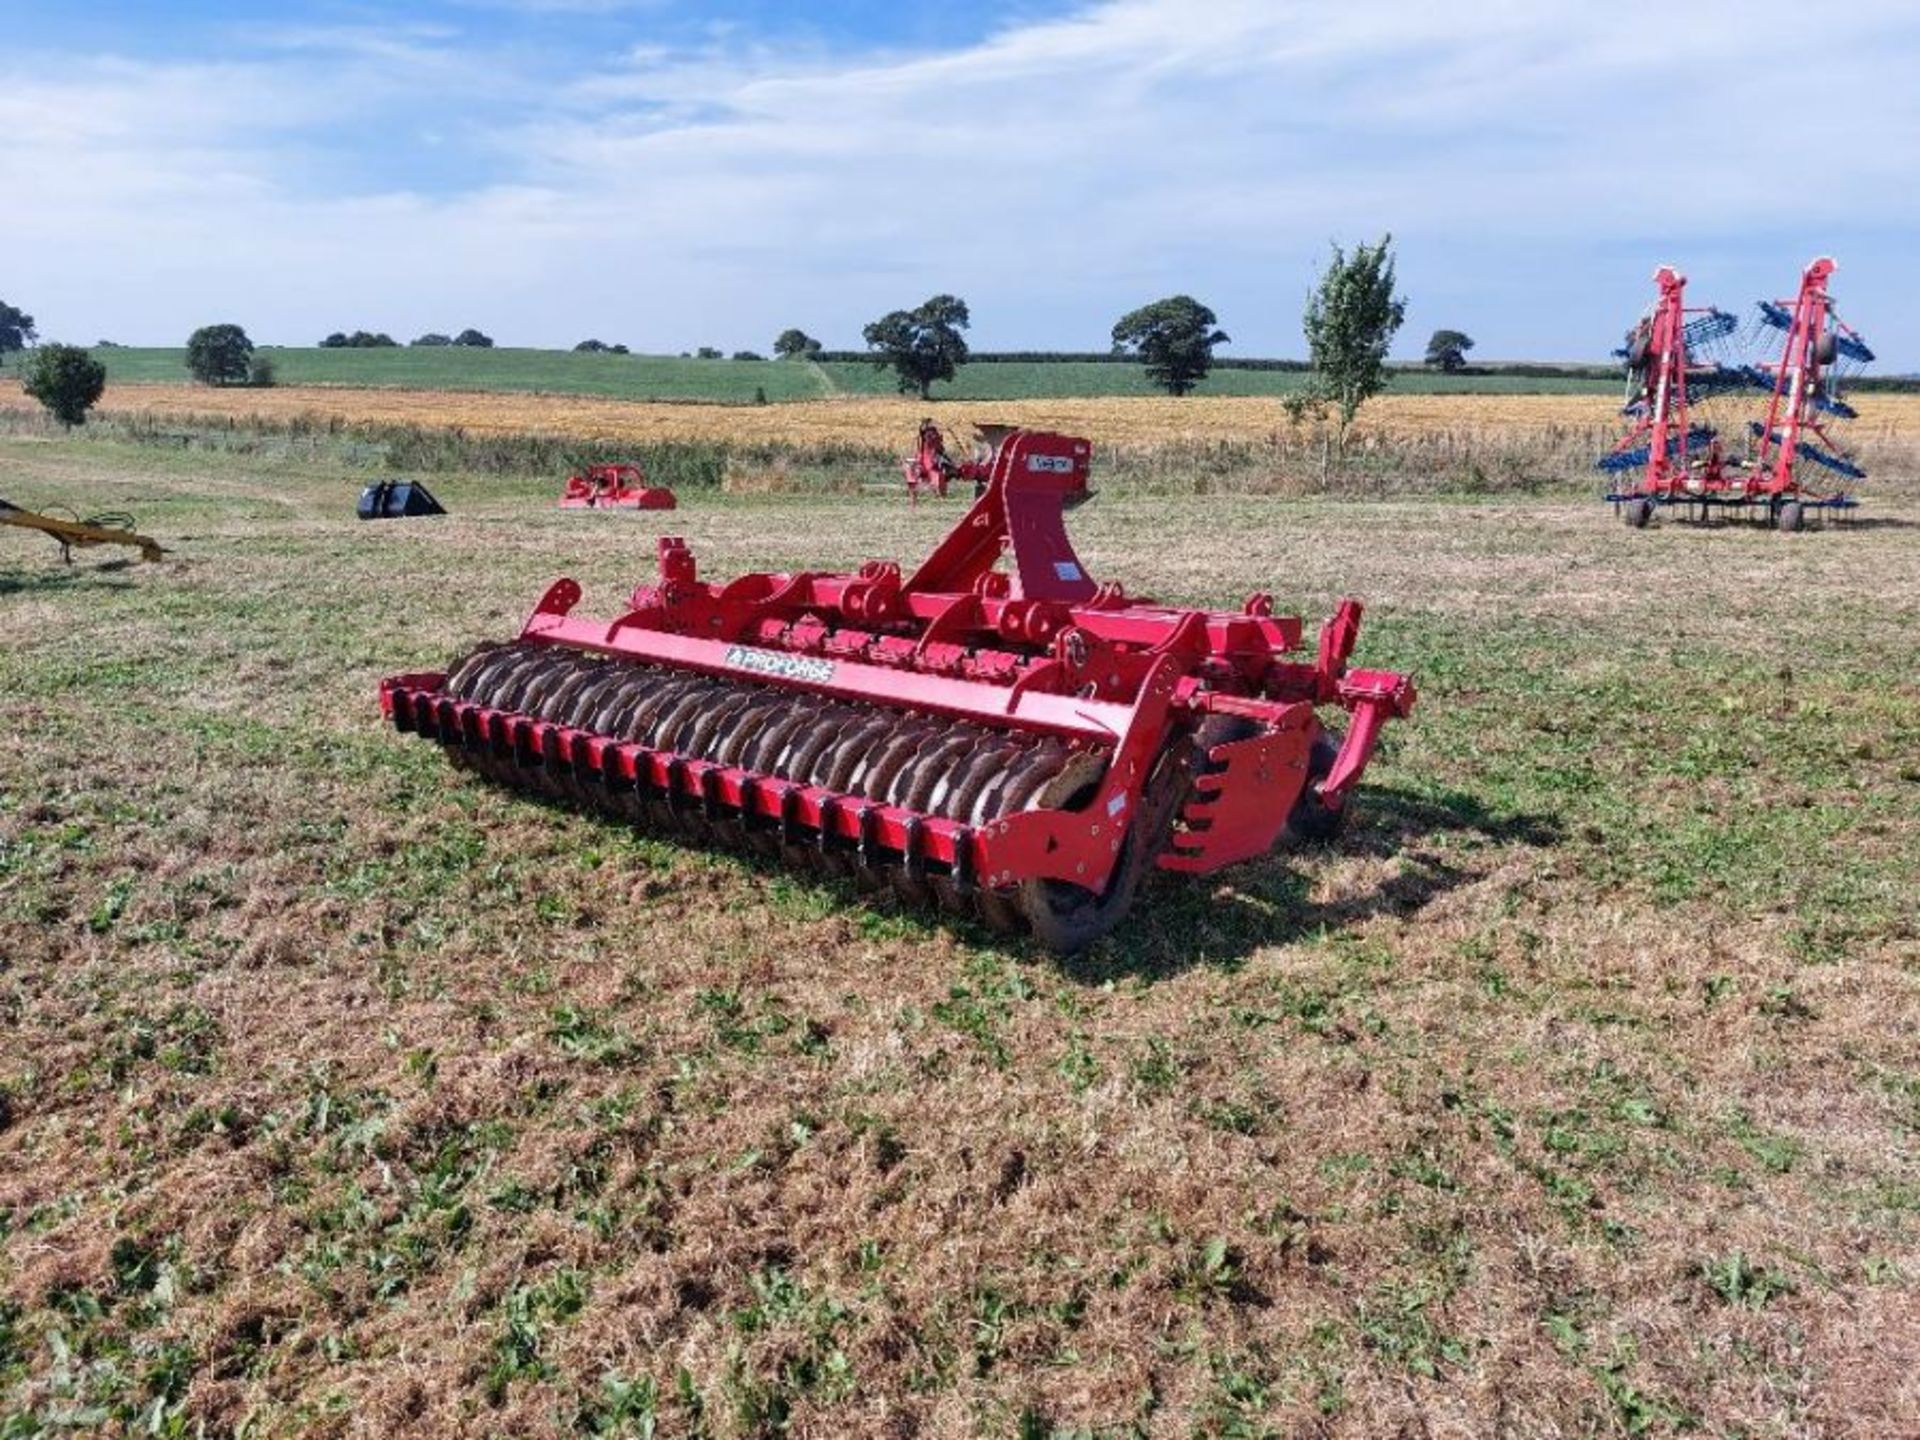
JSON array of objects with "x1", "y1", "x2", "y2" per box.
[{"x1": 1, "y1": 496, "x2": 166, "y2": 564}]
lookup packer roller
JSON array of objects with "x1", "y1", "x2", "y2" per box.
[{"x1": 380, "y1": 429, "x2": 1415, "y2": 951}]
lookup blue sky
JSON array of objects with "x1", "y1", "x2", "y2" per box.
[{"x1": 4, "y1": 0, "x2": 1917, "y2": 364}]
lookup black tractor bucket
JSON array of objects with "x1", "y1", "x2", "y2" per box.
[{"x1": 358, "y1": 481, "x2": 446, "y2": 520}]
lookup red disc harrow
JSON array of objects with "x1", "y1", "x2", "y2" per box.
[{"x1": 381, "y1": 429, "x2": 1414, "y2": 951}]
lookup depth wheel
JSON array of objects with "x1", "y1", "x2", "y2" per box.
[
  {"x1": 1624, "y1": 497, "x2": 1654, "y2": 529},
  {"x1": 1285, "y1": 732, "x2": 1349, "y2": 845},
  {"x1": 1020, "y1": 748, "x2": 1183, "y2": 955},
  {"x1": 1778, "y1": 500, "x2": 1805, "y2": 533}
]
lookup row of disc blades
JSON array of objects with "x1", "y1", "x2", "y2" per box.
[{"x1": 437, "y1": 640, "x2": 1115, "y2": 933}]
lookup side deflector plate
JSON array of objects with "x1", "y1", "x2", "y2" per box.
[{"x1": 1160, "y1": 708, "x2": 1315, "y2": 873}]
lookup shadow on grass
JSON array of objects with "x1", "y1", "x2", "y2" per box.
[
  {"x1": 1643, "y1": 515, "x2": 1918, "y2": 533},
  {"x1": 434, "y1": 759, "x2": 1559, "y2": 981},
  {"x1": 778, "y1": 780, "x2": 1561, "y2": 980},
  {"x1": 0, "y1": 559, "x2": 142, "y2": 594},
  {"x1": 1060, "y1": 782, "x2": 1564, "y2": 984},
  {"x1": 1836, "y1": 516, "x2": 1920, "y2": 531}
]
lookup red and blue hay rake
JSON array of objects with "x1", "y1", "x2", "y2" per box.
[
  {"x1": 382, "y1": 429, "x2": 1414, "y2": 951},
  {"x1": 1602, "y1": 257, "x2": 1872, "y2": 530}
]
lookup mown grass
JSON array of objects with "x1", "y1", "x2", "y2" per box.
[{"x1": 0, "y1": 435, "x2": 1916, "y2": 1438}]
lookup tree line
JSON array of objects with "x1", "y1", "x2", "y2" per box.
[
  {"x1": 838, "y1": 237, "x2": 1417, "y2": 442},
  {"x1": 3, "y1": 236, "x2": 1474, "y2": 437},
  {"x1": 320, "y1": 329, "x2": 495, "y2": 349}
]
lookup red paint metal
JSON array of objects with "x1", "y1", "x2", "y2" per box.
[
  {"x1": 1613, "y1": 266, "x2": 1705, "y2": 501},
  {"x1": 1748, "y1": 257, "x2": 1853, "y2": 501},
  {"x1": 385, "y1": 428, "x2": 1414, "y2": 897},
  {"x1": 900, "y1": 419, "x2": 995, "y2": 502},
  {"x1": 559, "y1": 462, "x2": 677, "y2": 511},
  {"x1": 1604, "y1": 257, "x2": 1865, "y2": 520}
]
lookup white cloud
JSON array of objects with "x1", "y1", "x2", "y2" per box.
[{"x1": 5, "y1": 1, "x2": 1917, "y2": 359}]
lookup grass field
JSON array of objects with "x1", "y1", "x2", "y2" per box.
[
  {"x1": 1, "y1": 433, "x2": 1916, "y2": 1436},
  {"x1": 2, "y1": 348, "x2": 1621, "y2": 403}
]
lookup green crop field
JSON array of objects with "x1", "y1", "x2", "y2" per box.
[
  {"x1": 54, "y1": 347, "x2": 832, "y2": 403},
  {"x1": 815, "y1": 360, "x2": 1619, "y2": 400},
  {"x1": 31, "y1": 347, "x2": 1621, "y2": 403},
  {"x1": 1, "y1": 431, "x2": 1915, "y2": 1437}
]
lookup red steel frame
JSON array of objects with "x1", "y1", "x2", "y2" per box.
[
  {"x1": 901, "y1": 420, "x2": 995, "y2": 503},
  {"x1": 385, "y1": 431, "x2": 1413, "y2": 895},
  {"x1": 1607, "y1": 257, "x2": 1864, "y2": 523},
  {"x1": 1748, "y1": 256, "x2": 1854, "y2": 503},
  {"x1": 1605, "y1": 265, "x2": 1729, "y2": 503},
  {"x1": 560, "y1": 462, "x2": 677, "y2": 511}
]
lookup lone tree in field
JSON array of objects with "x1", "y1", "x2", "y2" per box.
[
  {"x1": 863, "y1": 295, "x2": 970, "y2": 400},
  {"x1": 22, "y1": 344, "x2": 106, "y2": 426},
  {"x1": 774, "y1": 328, "x2": 823, "y2": 360},
  {"x1": 411, "y1": 332, "x2": 453, "y2": 347},
  {"x1": 186, "y1": 324, "x2": 255, "y2": 386},
  {"x1": 1299, "y1": 235, "x2": 1407, "y2": 445},
  {"x1": 0, "y1": 299, "x2": 36, "y2": 365},
  {"x1": 453, "y1": 328, "x2": 494, "y2": 348},
  {"x1": 1425, "y1": 328, "x2": 1474, "y2": 372},
  {"x1": 1111, "y1": 295, "x2": 1230, "y2": 396}
]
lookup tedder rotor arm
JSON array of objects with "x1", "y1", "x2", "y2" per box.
[{"x1": 0, "y1": 497, "x2": 166, "y2": 564}]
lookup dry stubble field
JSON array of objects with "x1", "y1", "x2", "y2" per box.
[
  {"x1": 1, "y1": 431, "x2": 1918, "y2": 1438},
  {"x1": 9, "y1": 384, "x2": 1920, "y2": 452}
]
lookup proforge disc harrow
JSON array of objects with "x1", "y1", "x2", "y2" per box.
[{"x1": 381, "y1": 430, "x2": 1415, "y2": 951}]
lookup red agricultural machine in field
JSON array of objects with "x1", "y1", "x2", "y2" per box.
[
  {"x1": 560, "y1": 463, "x2": 676, "y2": 511},
  {"x1": 1602, "y1": 257, "x2": 1872, "y2": 530},
  {"x1": 901, "y1": 420, "x2": 973, "y2": 502},
  {"x1": 381, "y1": 429, "x2": 1415, "y2": 951},
  {"x1": 1743, "y1": 258, "x2": 1873, "y2": 526}
]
